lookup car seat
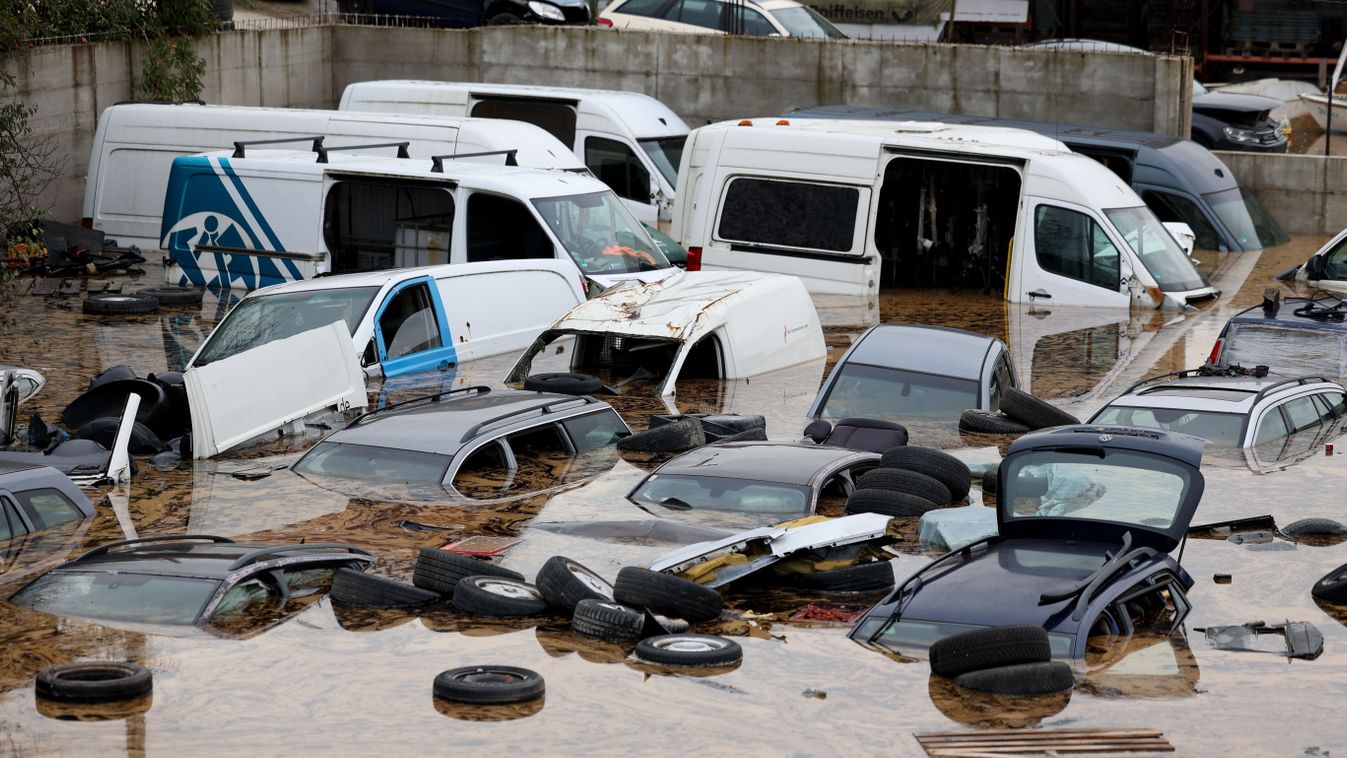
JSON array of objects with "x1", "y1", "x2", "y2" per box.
[{"x1": 804, "y1": 417, "x2": 909, "y2": 453}]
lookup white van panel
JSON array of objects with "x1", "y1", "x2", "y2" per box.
[{"x1": 436, "y1": 267, "x2": 584, "y2": 362}]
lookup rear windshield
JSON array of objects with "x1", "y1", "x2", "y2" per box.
[
  {"x1": 1001, "y1": 449, "x2": 1194, "y2": 530},
  {"x1": 195, "y1": 287, "x2": 379, "y2": 366},
  {"x1": 1090, "y1": 406, "x2": 1244, "y2": 446},
  {"x1": 10, "y1": 572, "x2": 218, "y2": 625},
  {"x1": 292, "y1": 442, "x2": 450, "y2": 484},
  {"x1": 631, "y1": 474, "x2": 811, "y2": 518},
  {"x1": 1223, "y1": 322, "x2": 1347, "y2": 376},
  {"x1": 819, "y1": 364, "x2": 979, "y2": 421}
]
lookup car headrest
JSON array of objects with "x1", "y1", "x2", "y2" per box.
[
  {"x1": 825, "y1": 417, "x2": 909, "y2": 453},
  {"x1": 802, "y1": 419, "x2": 832, "y2": 444}
]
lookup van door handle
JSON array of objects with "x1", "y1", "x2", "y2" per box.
[{"x1": 1027, "y1": 289, "x2": 1052, "y2": 300}]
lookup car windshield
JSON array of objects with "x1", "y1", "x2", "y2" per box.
[
  {"x1": 631, "y1": 474, "x2": 811, "y2": 517},
  {"x1": 638, "y1": 136, "x2": 687, "y2": 187},
  {"x1": 1202, "y1": 186, "x2": 1289, "y2": 250},
  {"x1": 194, "y1": 287, "x2": 379, "y2": 366},
  {"x1": 532, "y1": 191, "x2": 671, "y2": 276},
  {"x1": 10, "y1": 572, "x2": 219, "y2": 625},
  {"x1": 819, "y1": 364, "x2": 979, "y2": 421},
  {"x1": 292, "y1": 442, "x2": 450, "y2": 484},
  {"x1": 767, "y1": 6, "x2": 846, "y2": 38},
  {"x1": 1091, "y1": 405, "x2": 1244, "y2": 446},
  {"x1": 1002, "y1": 449, "x2": 1195, "y2": 531},
  {"x1": 1104, "y1": 207, "x2": 1207, "y2": 292}
]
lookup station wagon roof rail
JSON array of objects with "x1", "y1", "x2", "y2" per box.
[
  {"x1": 1124, "y1": 371, "x2": 1332, "y2": 401},
  {"x1": 72, "y1": 534, "x2": 236, "y2": 563},
  {"x1": 459, "y1": 394, "x2": 601, "y2": 443},
  {"x1": 347, "y1": 386, "x2": 493, "y2": 428},
  {"x1": 226, "y1": 543, "x2": 376, "y2": 570}
]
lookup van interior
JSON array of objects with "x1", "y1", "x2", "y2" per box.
[
  {"x1": 466, "y1": 193, "x2": 554, "y2": 261},
  {"x1": 470, "y1": 97, "x2": 578, "y2": 148},
  {"x1": 323, "y1": 178, "x2": 454, "y2": 273},
  {"x1": 509, "y1": 330, "x2": 724, "y2": 394},
  {"x1": 873, "y1": 156, "x2": 1021, "y2": 294}
]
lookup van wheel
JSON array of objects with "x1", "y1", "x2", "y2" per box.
[
  {"x1": 1283, "y1": 518, "x2": 1347, "y2": 538},
  {"x1": 790, "y1": 561, "x2": 895, "y2": 592},
  {"x1": 635, "y1": 634, "x2": 742, "y2": 667},
  {"x1": 488, "y1": 11, "x2": 524, "y2": 24},
  {"x1": 137, "y1": 286, "x2": 203, "y2": 307},
  {"x1": 83, "y1": 293, "x2": 159, "y2": 315},
  {"x1": 1312, "y1": 562, "x2": 1347, "y2": 603},
  {"x1": 523, "y1": 372, "x2": 603, "y2": 395},
  {"x1": 535, "y1": 555, "x2": 614, "y2": 615},
  {"x1": 433, "y1": 665, "x2": 544, "y2": 705}
]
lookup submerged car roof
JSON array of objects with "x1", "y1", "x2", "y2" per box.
[
  {"x1": 846, "y1": 324, "x2": 999, "y2": 380},
  {"x1": 0, "y1": 460, "x2": 44, "y2": 476},
  {"x1": 649, "y1": 441, "x2": 875, "y2": 486},
  {"x1": 1103, "y1": 374, "x2": 1326, "y2": 413},
  {"x1": 55, "y1": 542, "x2": 289, "y2": 580}
]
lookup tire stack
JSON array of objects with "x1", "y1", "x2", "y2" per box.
[
  {"x1": 928, "y1": 625, "x2": 1073, "y2": 696},
  {"x1": 844, "y1": 446, "x2": 971, "y2": 519},
  {"x1": 959, "y1": 388, "x2": 1078, "y2": 437}
]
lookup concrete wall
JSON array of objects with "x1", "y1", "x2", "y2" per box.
[{"x1": 1216, "y1": 151, "x2": 1347, "y2": 236}]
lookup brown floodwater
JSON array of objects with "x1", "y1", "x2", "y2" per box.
[{"x1": 2, "y1": 238, "x2": 1347, "y2": 756}]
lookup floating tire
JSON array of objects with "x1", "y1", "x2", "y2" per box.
[
  {"x1": 412, "y1": 548, "x2": 523, "y2": 595},
  {"x1": 36, "y1": 661, "x2": 152, "y2": 702},
  {"x1": 614, "y1": 566, "x2": 723, "y2": 623},
  {"x1": 959, "y1": 409, "x2": 1031, "y2": 435},
  {"x1": 452, "y1": 575, "x2": 549, "y2": 617},
  {"x1": 572, "y1": 599, "x2": 646, "y2": 641},
  {"x1": 634, "y1": 634, "x2": 742, "y2": 668},
  {"x1": 523, "y1": 372, "x2": 603, "y2": 395},
  {"x1": 790, "y1": 560, "x2": 895, "y2": 592},
  {"x1": 535, "y1": 556, "x2": 614, "y2": 615},
  {"x1": 433, "y1": 665, "x2": 544, "y2": 705},
  {"x1": 953, "y1": 661, "x2": 1074, "y2": 695},
  {"x1": 856, "y1": 468, "x2": 951, "y2": 505},
  {"x1": 61, "y1": 378, "x2": 171, "y2": 437},
  {"x1": 999, "y1": 388, "x2": 1079, "y2": 430},
  {"x1": 616, "y1": 417, "x2": 705, "y2": 453},
  {"x1": 844, "y1": 488, "x2": 937, "y2": 518},
  {"x1": 330, "y1": 567, "x2": 441, "y2": 608},
  {"x1": 1312, "y1": 562, "x2": 1347, "y2": 603},
  {"x1": 929, "y1": 624, "x2": 1052, "y2": 678},
  {"x1": 82, "y1": 293, "x2": 159, "y2": 316},
  {"x1": 1283, "y1": 518, "x2": 1347, "y2": 538},
  {"x1": 981, "y1": 468, "x2": 998, "y2": 496},
  {"x1": 879, "y1": 446, "x2": 972, "y2": 501},
  {"x1": 73, "y1": 417, "x2": 163, "y2": 454},
  {"x1": 136, "y1": 286, "x2": 203, "y2": 307}
]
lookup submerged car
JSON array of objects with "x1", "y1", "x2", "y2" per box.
[
  {"x1": 850, "y1": 425, "x2": 1204, "y2": 658},
  {"x1": 1288, "y1": 228, "x2": 1347, "y2": 294},
  {"x1": 1208, "y1": 295, "x2": 1347, "y2": 378},
  {"x1": 7, "y1": 535, "x2": 374, "y2": 636},
  {"x1": 0, "y1": 462, "x2": 97, "y2": 541},
  {"x1": 1090, "y1": 372, "x2": 1347, "y2": 447},
  {"x1": 598, "y1": 0, "x2": 845, "y2": 38},
  {"x1": 808, "y1": 324, "x2": 1018, "y2": 422}
]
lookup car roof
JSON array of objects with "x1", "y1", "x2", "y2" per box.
[
  {"x1": 1105, "y1": 374, "x2": 1332, "y2": 413},
  {"x1": 846, "y1": 324, "x2": 998, "y2": 380},
  {"x1": 0, "y1": 460, "x2": 44, "y2": 476},
  {"x1": 56, "y1": 542, "x2": 277, "y2": 580},
  {"x1": 649, "y1": 441, "x2": 875, "y2": 485}
]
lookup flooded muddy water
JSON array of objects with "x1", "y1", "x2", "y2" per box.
[{"x1": 2, "y1": 238, "x2": 1347, "y2": 756}]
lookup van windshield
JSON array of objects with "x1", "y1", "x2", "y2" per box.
[
  {"x1": 1203, "y1": 186, "x2": 1288, "y2": 249},
  {"x1": 194, "y1": 287, "x2": 379, "y2": 366},
  {"x1": 638, "y1": 136, "x2": 687, "y2": 187},
  {"x1": 532, "y1": 191, "x2": 671, "y2": 275},
  {"x1": 1103, "y1": 206, "x2": 1208, "y2": 292}
]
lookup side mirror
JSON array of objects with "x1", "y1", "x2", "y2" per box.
[
  {"x1": 1162, "y1": 221, "x2": 1196, "y2": 257},
  {"x1": 361, "y1": 339, "x2": 377, "y2": 368}
]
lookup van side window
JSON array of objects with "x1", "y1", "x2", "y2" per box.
[
  {"x1": 1141, "y1": 191, "x2": 1220, "y2": 251},
  {"x1": 324, "y1": 180, "x2": 453, "y2": 273},
  {"x1": 717, "y1": 178, "x2": 858, "y2": 252},
  {"x1": 470, "y1": 98, "x2": 578, "y2": 148},
  {"x1": 467, "y1": 193, "x2": 554, "y2": 262},
  {"x1": 1033, "y1": 205, "x2": 1120, "y2": 290},
  {"x1": 585, "y1": 137, "x2": 651, "y2": 203},
  {"x1": 378, "y1": 283, "x2": 442, "y2": 360}
]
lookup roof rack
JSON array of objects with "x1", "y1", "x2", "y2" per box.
[
  {"x1": 1251, "y1": 375, "x2": 1335, "y2": 404},
  {"x1": 232, "y1": 136, "x2": 324, "y2": 158},
  {"x1": 1124, "y1": 363, "x2": 1271, "y2": 395},
  {"x1": 316, "y1": 141, "x2": 411, "y2": 164},
  {"x1": 227, "y1": 543, "x2": 373, "y2": 570},
  {"x1": 71, "y1": 534, "x2": 236, "y2": 563},
  {"x1": 430, "y1": 149, "x2": 518, "y2": 173},
  {"x1": 459, "y1": 395, "x2": 596, "y2": 443},
  {"x1": 347, "y1": 386, "x2": 491, "y2": 427}
]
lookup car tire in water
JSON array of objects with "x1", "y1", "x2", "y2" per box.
[
  {"x1": 953, "y1": 661, "x2": 1074, "y2": 695},
  {"x1": 998, "y1": 388, "x2": 1078, "y2": 430},
  {"x1": 1312, "y1": 562, "x2": 1347, "y2": 603},
  {"x1": 879, "y1": 446, "x2": 972, "y2": 501},
  {"x1": 856, "y1": 468, "x2": 951, "y2": 505},
  {"x1": 82, "y1": 293, "x2": 159, "y2": 316},
  {"x1": 536, "y1": 556, "x2": 615, "y2": 615},
  {"x1": 331, "y1": 567, "x2": 441, "y2": 608},
  {"x1": 614, "y1": 566, "x2": 723, "y2": 623},
  {"x1": 572, "y1": 599, "x2": 646, "y2": 641},
  {"x1": 635, "y1": 634, "x2": 742, "y2": 667},
  {"x1": 845, "y1": 488, "x2": 937, "y2": 518},
  {"x1": 413, "y1": 548, "x2": 523, "y2": 595},
  {"x1": 522, "y1": 372, "x2": 603, "y2": 395},
  {"x1": 452, "y1": 575, "x2": 550, "y2": 617},
  {"x1": 73, "y1": 417, "x2": 163, "y2": 454},
  {"x1": 36, "y1": 661, "x2": 153, "y2": 702},
  {"x1": 928, "y1": 624, "x2": 1053, "y2": 678},
  {"x1": 790, "y1": 560, "x2": 895, "y2": 592},
  {"x1": 616, "y1": 417, "x2": 705, "y2": 454},
  {"x1": 433, "y1": 665, "x2": 544, "y2": 705},
  {"x1": 980, "y1": 468, "x2": 998, "y2": 496},
  {"x1": 137, "y1": 286, "x2": 203, "y2": 307},
  {"x1": 959, "y1": 409, "x2": 1032, "y2": 435},
  {"x1": 1283, "y1": 518, "x2": 1347, "y2": 538}
]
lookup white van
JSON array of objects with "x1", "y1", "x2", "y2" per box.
[
  {"x1": 83, "y1": 103, "x2": 585, "y2": 249},
  {"x1": 338, "y1": 81, "x2": 690, "y2": 228},
  {"x1": 674, "y1": 119, "x2": 1220, "y2": 309},
  {"x1": 159, "y1": 147, "x2": 676, "y2": 291}
]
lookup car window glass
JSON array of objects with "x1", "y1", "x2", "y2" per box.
[
  {"x1": 670, "y1": 0, "x2": 722, "y2": 28},
  {"x1": 193, "y1": 287, "x2": 380, "y2": 366},
  {"x1": 1089, "y1": 406, "x2": 1244, "y2": 446},
  {"x1": 14, "y1": 488, "x2": 82, "y2": 530},
  {"x1": 1002, "y1": 450, "x2": 1192, "y2": 529},
  {"x1": 1321, "y1": 235, "x2": 1347, "y2": 279},
  {"x1": 292, "y1": 442, "x2": 450, "y2": 484},
  {"x1": 377, "y1": 283, "x2": 442, "y2": 360},
  {"x1": 561, "y1": 410, "x2": 629, "y2": 453},
  {"x1": 0, "y1": 498, "x2": 27, "y2": 541},
  {"x1": 585, "y1": 137, "x2": 652, "y2": 204},
  {"x1": 1320, "y1": 391, "x2": 1347, "y2": 417},
  {"x1": 631, "y1": 474, "x2": 811, "y2": 519},
  {"x1": 1253, "y1": 408, "x2": 1289, "y2": 446},
  {"x1": 615, "y1": 0, "x2": 667, "y2": 16},
  {"x1": 467, "y1": 193, "x2": 554, "y2": 262},
  {"x1": 212, "y1": 577, "x2": 275, "y2": 619},
  {"x1": 717, "y1": 178, "x2": 858, "y2": 252},
  {"x1": 323, "y1": 180, "x2": 453, "y2": 273},
  {"x1": 1141, "y1": 190, "x2": 1221, "y2": 251},
  {"x1": 989, "y1": 356, "x2": 1013, "y2": 411},
  {"x1": 730, "y1": 6, "x2": 776, "y2": 34},
  {"x1": 1283, "y1": 396, "x2": 1323, "y2": 434},
  {"x1": 820, "y1": 364, "x2": 979, "y2": 421},
  {"x1": 1034, "y1": 205, "x2": 1120, "y2": 290},
  {"x1": 9, "y1": 573, "x2": 218, "y2": 625}
]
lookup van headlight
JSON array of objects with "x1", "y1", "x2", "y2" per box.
[
  {"x1": 1222, "y1": 126, "x2": 1261, "y2": 144},
  {"x1": 528, "y1": 1, "x2": 566, "y2": 20}
]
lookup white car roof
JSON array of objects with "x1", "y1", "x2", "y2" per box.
[{"x1": 1104, "y1": 375, "x2": 1343, "y2": 414}]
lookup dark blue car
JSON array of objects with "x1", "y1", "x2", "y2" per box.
[{"x1": 850, "y1": 425, "x2": 1204, "y2": 658}]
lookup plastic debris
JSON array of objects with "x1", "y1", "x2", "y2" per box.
[
  {"x1": 918, "y1": 505, "x2": 998, "y2": 551},
  {"x1": 1196, "y1": 620, "x2": 1324, "y2": 660}
]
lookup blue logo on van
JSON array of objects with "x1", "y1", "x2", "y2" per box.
[{"x1": 160, "y1": 156, "x2": 303, "y2": 290}]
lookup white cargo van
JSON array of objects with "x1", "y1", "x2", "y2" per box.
[
  {"x1": 673, "y1": 119, "x2": 1219, "y2": 309},
  {"x1": 159, "y1": 146, "x2": 676, "y2": 291},
  {"x1": 83, "y1": 103, "x2": 585, "y2": 249},
  {"x1": 338, "y1": 81, "x2": 690, "y2": 228}
]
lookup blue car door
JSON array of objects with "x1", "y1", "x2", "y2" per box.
[{"x1": 373, "y1": 277, "x2": 457, "y2": 377}]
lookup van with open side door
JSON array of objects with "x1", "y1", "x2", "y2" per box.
[
  {"x1": 158, "y1": 145, "x2": 676, "y2": 291},
  {"x1": 673, "y1": 119, "x2": 1219, "y2": 309},
  {"x1": 82, "y1": 103, "x2": 585, "y2": 250},
  {"x1": 338, "y1": 81, "x2": 690, "y2": 228}
]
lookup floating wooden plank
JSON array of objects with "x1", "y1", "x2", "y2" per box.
[
  {"x1": 31, "y1": 279, "x2": 57, "y2": 295},
  {"x1": 58, "y1": 279, "x2": 80, "y2": 295},
  {"x1": 916, "y1": 728, "x2": 1174, "y2": 757},
  {"x1": 86, "y1": 280, "x2": 108, "y2": 293},
  {"x1": 105, "y1": 281, "x2": 123, "y2": 293}
]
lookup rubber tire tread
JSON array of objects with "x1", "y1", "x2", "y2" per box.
[
  {"x1": 522, "y1": 372, "x2": 603, "y2": 395},
  {"x1": 330, "y1": 567, "x2": 441, "y2": 608},
  {"x1": 614, "y1": 566, "x2": 723, "y2": 623},
  {"x1": 571, "y1": 599, "x2": 645, "y2": 641},
  {"x1": 981, "y1": 468, "x2": 998, "y2": 496},
  {"x1": 616, "y1": 417, "x2": 705, "y2": 453},
  {"x1": 959, "y1": 409, "x2": 1031, "y2": 435},
  {"x1": 635, "y1": 634, "x2": 742, "y2": 667},
  {"x1": 791, "y1": 561, "x2": 895, "y2": 592},
  {"x1": 1283, "y1": 518, "x2": 1347, "y2": 538},
  {"x1": 999, "y1": 387, "x2": 1079, "y2": 430},
  {"x1": 433, "y1": 665, "x2": 544, "y2": 704},
  {"x1": 82, "y1": 293, "x2": 159, "y2": 315},
  {"x1": 451, "y1": 575, "x2": 549, "y2": 617},
  {"x1": 929, "y1": 624, "x2": 1052, "y2": 678},
  {"x1": 412, "y1": 548, "x2": 523, "y2": 595},
  {"x1": 36, "y1": 661, "x2": 152, "y2": 702},
  {"x1": 953, "y1": 661, "x2": 1074, "y2": 695},
  {"x1": 879, "y1": 446, "x2": 972, "y2": 501},
  {"x1": 856, "y1": 468, "x2": 951, "y2": 505},
  {"x1": 136, "y1": 286, "x2": 203, "y2": 306},
  {"x1": 845, "y1": 488, "x2": 938, "y2": 518},
  {"x1": 535, "y1": 555, "x2": 614, "y2": 614},
  {"x1": 1312, "y1": 562, "x2": 1347, "y2": 603}
]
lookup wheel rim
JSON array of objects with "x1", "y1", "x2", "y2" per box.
[
  {"x1": 476, "y1": 579, "x2": 539, "y2": 599},
  {"x1": 652, "y1": 635, "x2": 725, "y2": 653},
  {"x1": 567, "y1": 562, "x2": 614, "y2": 598}
]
